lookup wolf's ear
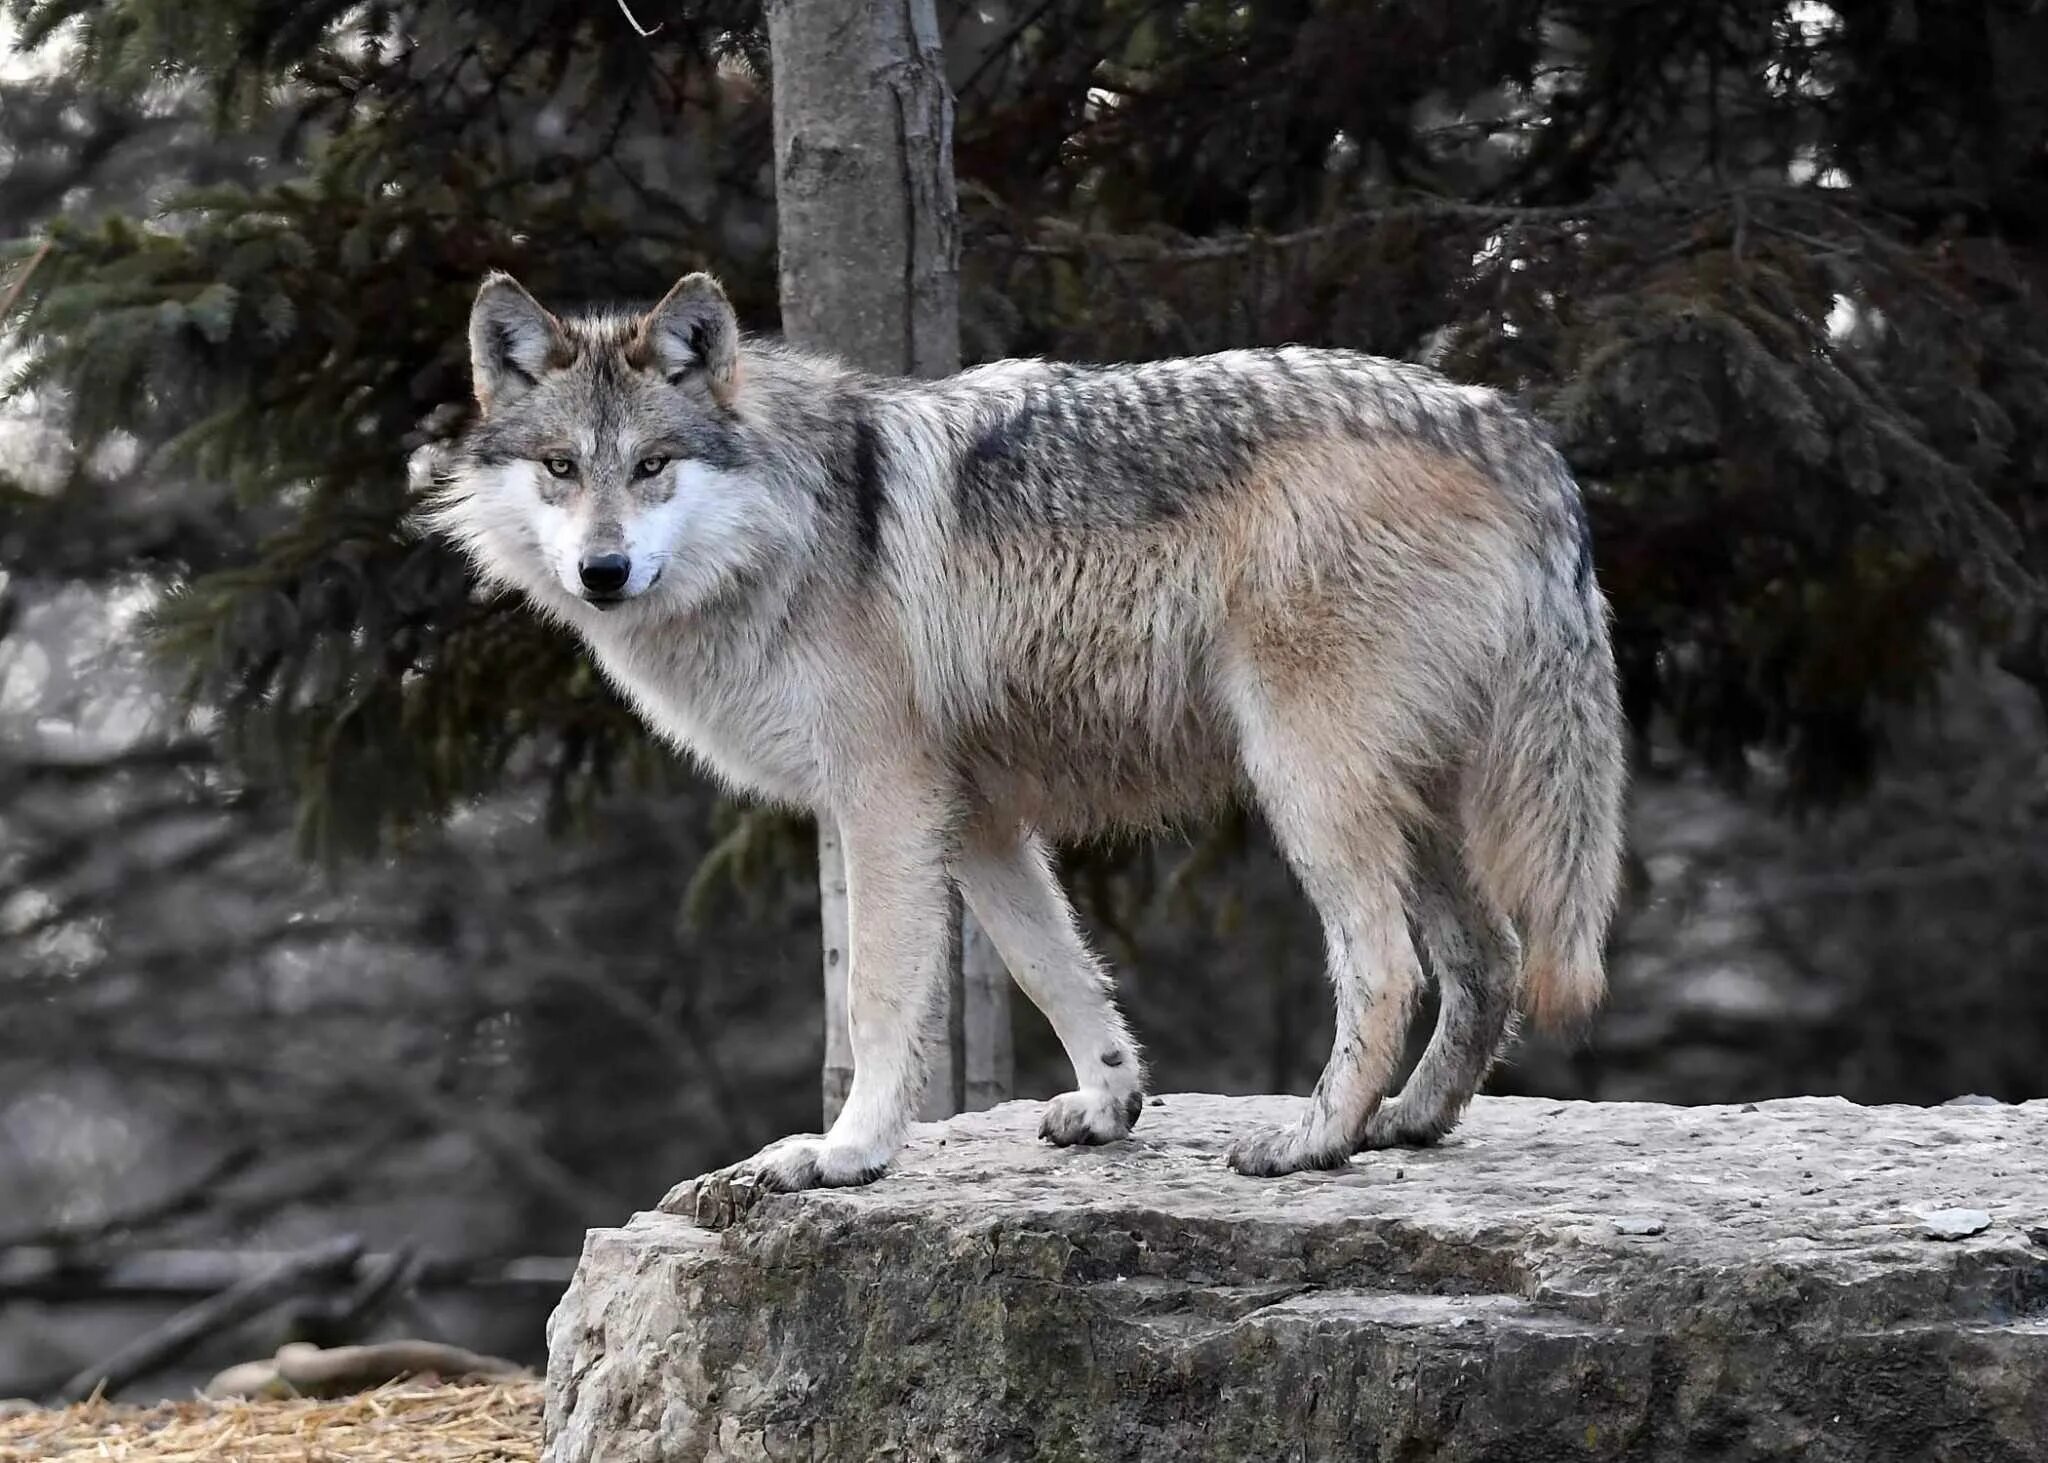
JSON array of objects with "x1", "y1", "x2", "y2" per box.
[
  {"x1": 469, "y1": 273, "x2": 570, "y2": 413},
  {"x1": 632, "y1": 273, "x2": 740, "y2": 408}
]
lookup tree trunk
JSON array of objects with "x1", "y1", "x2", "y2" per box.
[
  {"x1": 815, "y1": 819, "x2": 853, "y2": 1122},
  {"x1": 960, "y1": 915, "x2": 1014, "y2": 1111},
  {"x1": 768, "y1": 0, "x2": 1010, "y2": 1127},
  {"x1": 768, "y1": 0, "x2": 959, "y2": 378}
]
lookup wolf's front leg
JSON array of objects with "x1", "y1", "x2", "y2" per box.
[{"x1": 665, "y1": 793, "x2": 952, "y2": 1224}]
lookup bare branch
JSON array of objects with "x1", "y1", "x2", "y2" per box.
[
  {"x1": 203, "y1": 1339, "x2": 527, "y2": 1399},
  {"x1": 0, "y1": 237, "x2": 52, "y2": 321},
  {"x1": 54, "y1": 1235, "x2": 364, "y2": 1402},
  {"x1": 613, "y1": 0, "x2": 663, "y2": 39}
]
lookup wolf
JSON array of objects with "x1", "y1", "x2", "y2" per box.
[{"x1": 428, "y1": 269, "x2": 1625, "y2": 1196}]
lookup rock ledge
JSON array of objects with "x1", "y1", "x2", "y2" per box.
[{"x1": 546, "y1": 1093, "x2": 2048, "y2": 1462}]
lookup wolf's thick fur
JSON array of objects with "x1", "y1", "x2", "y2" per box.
[{"x1": 432, "y1": 271, "x2": 1625, "y2": 1188}]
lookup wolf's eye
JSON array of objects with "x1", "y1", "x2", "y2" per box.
[
  {"x1": 542, "y1": 456, "x2": 576, "y2": 480},
  {"x1": 634, "y1": 455, "x2": 670, "y2": 480}
]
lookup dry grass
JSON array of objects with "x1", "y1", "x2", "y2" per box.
[{"x1": 0, "y1": 1379, "x2": 541, "y2": 1462}]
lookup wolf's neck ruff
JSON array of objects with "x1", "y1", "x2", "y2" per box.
[{"x1": 434, "y1": 270, "x2": 1625, "y2": 1198}]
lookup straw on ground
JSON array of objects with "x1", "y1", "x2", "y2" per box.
[{"x1": 0, "y1": 1378, "x2": 540, "y2": 1461}]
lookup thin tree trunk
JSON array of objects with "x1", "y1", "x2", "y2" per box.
[
  {"x1": 768, "y1": 0, "x2": 959, "y2": 379},
  {"x1": 961, "y1": 915, "x2": 1015, "y2": 1110},
  {"x1": 817, "y1": 820, "x2": 853, "y2": 1121},
  {"x1": 770, "y1": 0, "x2": 1009, "y2": 1128},
  {"x1": 920, "y1": 908, "x2": 966, "y2": 1121}
]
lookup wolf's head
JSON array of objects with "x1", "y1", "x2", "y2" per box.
[{"x1": 431, "y1": 271, "x2": 797, "y2": 617}]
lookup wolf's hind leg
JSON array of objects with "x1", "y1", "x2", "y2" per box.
[
  {"x1": 1360, "y1": 831, "x2": 1519, "y2": 1150},
  {"x1": 955, "y1": 821, "x2": 1145, "y2": 1146},
  {"x1": 1224, "y1": 703, "x2": 1425, "y2": 1177}
]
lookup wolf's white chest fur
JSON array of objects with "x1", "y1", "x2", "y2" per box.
[{"x1": 580, "y1": 612, "x2": 823, "y2": 805}]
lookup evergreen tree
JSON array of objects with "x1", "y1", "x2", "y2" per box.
[{"x1": 7, "y1": 1, "x2": 2044, "y2": 840}]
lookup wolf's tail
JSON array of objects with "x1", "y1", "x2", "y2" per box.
[{"x1": 1462, "y1": 467, "x2": 1627, "y2": 1033}]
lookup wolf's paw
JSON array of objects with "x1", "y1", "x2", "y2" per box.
[
  {"x1": 1039, "y1": 1087, "x2": 1143, "y2": 1147},
  {"x1": 660, "y1": 1135, "x2": 889, "y2": 1229},
  {"x1": 1357, "y1": 1098, "x2": 1457, "y2": 1151},
  {"x1": 1225, "y1": 1123, "x2": 1352, "y2": 1178}
]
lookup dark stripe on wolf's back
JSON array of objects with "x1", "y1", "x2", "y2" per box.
[
  {"x1": 958, "y1": 369, "x2": 1267, "y2": 534},
  {"x1": 971, "y1": 396, "x2": 1036, "y2": 465},
  {"x1": 957, "y1": 397, "x2": 1036, "y2": 535},
  {"x1": 841, "y1": 404, "x2": 887, "y2": 566}
]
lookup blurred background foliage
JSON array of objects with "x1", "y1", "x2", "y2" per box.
[{"x1": 3, "y1": 0, "x2": 2046, "y2": 1398}]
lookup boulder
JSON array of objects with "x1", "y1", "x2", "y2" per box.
[{"x1": 546, "y1": 1093, "x2": 2048, "y2": 1462}]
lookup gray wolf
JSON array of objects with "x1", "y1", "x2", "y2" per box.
[{"x1": 428, "y1": 270, "x2": 1625, "y2": 1192}]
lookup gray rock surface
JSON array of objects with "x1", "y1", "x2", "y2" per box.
[{"x1": 546, "y1": 1093, "x2": 2048, "y2": 1462}]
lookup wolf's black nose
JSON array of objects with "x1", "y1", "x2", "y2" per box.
[{"x1": 579, "y1": 553, "x2": 631, "y2": 595}]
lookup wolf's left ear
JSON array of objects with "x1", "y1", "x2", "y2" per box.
[
  {"x1": 470, "y1": 273, "x2": 570, "y2": 413},
  {"x1": 633, "y1": 273, "x2": 740, "y2": 408}
]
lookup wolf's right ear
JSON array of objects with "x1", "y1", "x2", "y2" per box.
[
  {"x1": 632, "y1": 273, "x2": 740, "y2": 408},
  {"x1": 469, "y1": 273, "x2": 570, "y2": 413}
]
